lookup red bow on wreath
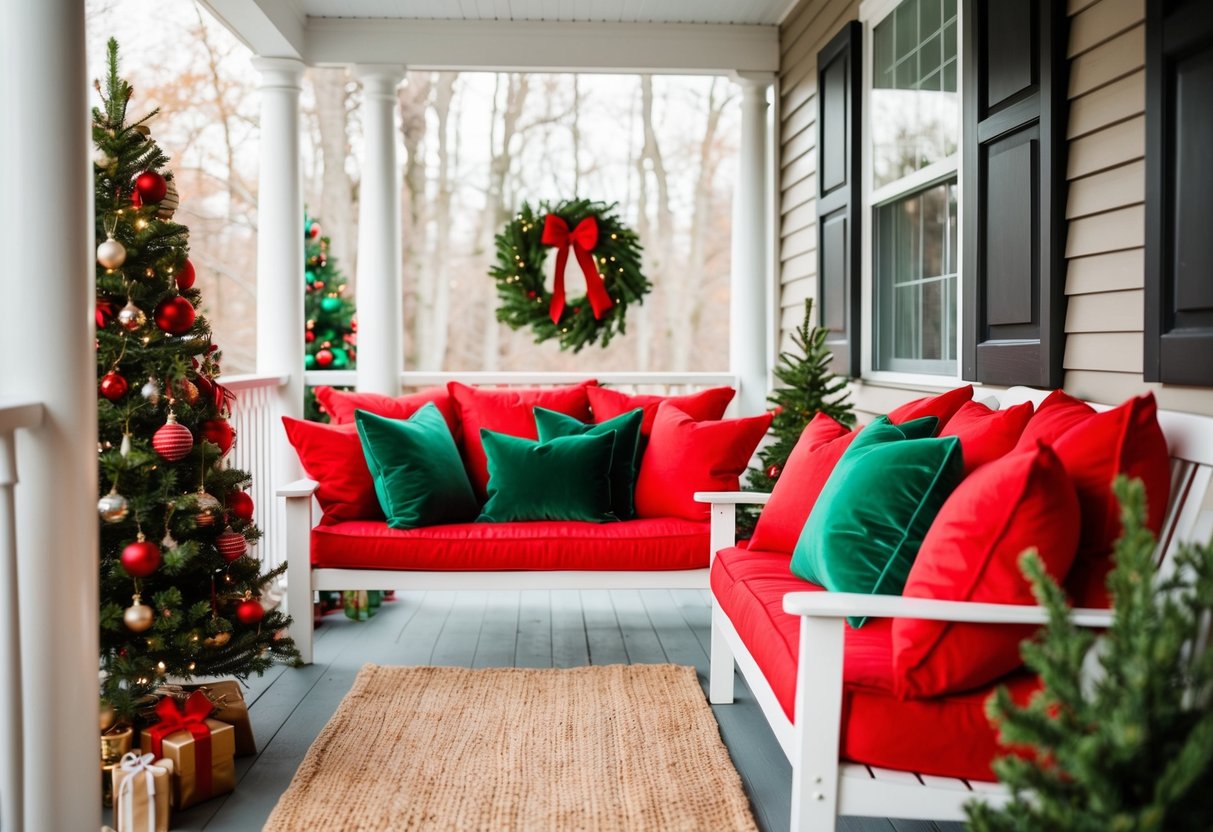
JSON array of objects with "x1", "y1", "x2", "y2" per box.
[
  {"x1": 541, "y1": 214, "x2": 614, "y2": 325},
  {"x1": 146, "y1": 690, "x2": 215, "y2": 798}
]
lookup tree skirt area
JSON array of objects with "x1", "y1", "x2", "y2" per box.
[{"x1": 264, "y1": 663, "x2": 757, "y2": 831}]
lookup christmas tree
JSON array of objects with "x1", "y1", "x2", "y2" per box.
[
  {"x1": 967, "y1": 477, "x2": 1213, "y2": 831},
  {"x1": 740, "y1": 299, "x2": 853, "y2": 532},
  {"x1": 93, "y1": 40, "x2": 296, "y2": 719},
  {"x1": 304, "y1": 215, "x2": 356, "y2": 421}
]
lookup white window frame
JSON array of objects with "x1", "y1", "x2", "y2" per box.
[{"x1": 858, "y1": 0, "x2": 966, "y2": 389}]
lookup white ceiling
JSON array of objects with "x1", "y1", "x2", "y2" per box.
[{"x1": 297, "y1": 0, "x2": 795, "y2": 25}]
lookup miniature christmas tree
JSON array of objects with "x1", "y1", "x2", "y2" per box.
[
  {"x1": 739, "y1": 299, "x2": 853, "y2": 533},
  {"x1": 93, "y1": 39, "x2": 296, "y2": 719},
  {"x1": 304, "y1": 215, "x2": 356, "y2": 421},
  {"x1": 967, "y1": 477, "x2": 1213, "y2": 831}
]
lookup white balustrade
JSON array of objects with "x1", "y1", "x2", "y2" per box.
[
  {"x1": 305, "y1": 370, "x2": 740, "y2": 399},
  {"x1": 223, "y1": 374, "x2": 289, "y2": 575}
]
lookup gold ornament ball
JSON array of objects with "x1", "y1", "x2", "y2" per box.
[
  {"x1": 97, "y1": 490, "x2": 130, "y2": 524},
  {"x1": 194, "y1": 491, "x2": 223, "y2": 527},
  {"x1": 99, "y1": 701, "x2": 116, "y2": 732},
  {"x1": 203, "y1": 631, "x2": 231, "y2": 648},
  {"x1": 157, "y1": 179, "x2": 180, "y2": 220},
  {"x1": 96, "y1": 236, "x2": 126, "y2": 269},
  {"x1": 124, "y1": 595, "x2": 154, "y2": 633},
  {"x1": 117, "y1": 300, "x2": 146, "y2": 331}
]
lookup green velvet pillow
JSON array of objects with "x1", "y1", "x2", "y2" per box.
[
  {"x1": 790, "y1": 415, "x2": 964, "y2": 627},
  {"x1": 478, "y1": 429, "x2": 617, "y2": 523},
  {"x1": 533, "y1": 406, "x2": 643, "y2": 519},
  {"x1": 354, "y1": 404, "x2": 479, "y2": 529}
]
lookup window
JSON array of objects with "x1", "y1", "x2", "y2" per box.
[{"x1": 866, "y1": 0, "x2": 961, "y2": 376}]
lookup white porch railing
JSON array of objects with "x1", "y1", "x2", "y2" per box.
[
  {"x1": 305, "y1": 370, "x2": 740, "y2": 398},
  {"x1": 0, "y1": 397, "x2": 45, "y2": 832},
  {"x1": 224, "y1": 374, "x2": 289, "y2": 575}
]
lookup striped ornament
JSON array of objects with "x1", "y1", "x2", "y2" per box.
[
  {"x1": 152, "y1": 413, "x2": 193, "y2": 462},
  {"x1": 216, "y1": 528, "x2": 247, "y2": 562}
]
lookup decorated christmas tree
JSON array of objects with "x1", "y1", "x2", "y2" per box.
[
  {"x1": 739, "y1": 299, "x2": 853, "y2": 532},
  {"x1": 304, "y1": 215, "x2": 356, "y2": 420},
  {"x1": 967, "y1": 478, "x2": 1213, "y2": 831},
  {"x1": 93, "y1": 40, "x2": 296, "y2": 719}
]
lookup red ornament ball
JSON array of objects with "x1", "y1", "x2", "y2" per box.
[
  {"x1": 100, "y1": 371, "x2": 128, "y2": 401},
  {"x1": 527, "y1": 290, "x2": 537, "y2": 299},
  {"x1": 315, "y1": 349, "x2": 334, "y2": 368},
  {"x1": 226, "y1": 491, "x2": 254, "y2": 522},
  {"x1": 175, "y1": 258, "x2": 196, "y2": 290},
  {"x1": 201, "y1": 419, "x2": 235, "y2": 455},
  {"x1": 96, "y1": 301, "x2": 115, "y2": 329},
  {"x1": 765, "y1": 463, "x2": 782, "y2": 481},
  {"x1": 133, "y1": 171, "x2": 168, "y2": 203},
  {"x1": 216, "y1": 528, "x2": 247, "y2": 563},
  {"x1": 152, "y1": 414, "x2": 193, "y2": 461},
  {"x1": 308, "y1": 222, "x2": 321, "y2": 238},
  {"x1": 154, "y1": 296, "x2": 195, "y2": 335},
  {"x1": 305, "y1": 331, "x2": 315, "y2": 343},
  {"x1": 121, "y1": 538, "x2": 162, "y2": 578},
  {"x1": 235, "y1": 597, "x2": 265, "y2": 625}
]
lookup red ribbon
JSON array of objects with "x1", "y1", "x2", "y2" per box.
[
  {"x1": 540, "y1": 214, "x2": 614, "y2": 325},
  {"x1": 147, "y1": 690, "x2": 213, "y2": 799}
]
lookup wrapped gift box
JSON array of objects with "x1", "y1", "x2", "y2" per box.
[
  {"x1": 140, "y1": 692, "x2": 236, "y2": 809},
  {"x1": 112, "y1": 752, "x2": 173, "y2": 832},
  {"x1": 157, "y1": 679, "x2": 256, "y2": 757}
]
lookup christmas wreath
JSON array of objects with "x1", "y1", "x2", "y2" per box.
[{"x1": 491, "y1": 199, "x2": 650, "y2": 352}]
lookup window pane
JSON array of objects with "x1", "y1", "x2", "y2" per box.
[
  {"x1": 872, "y1": 0, "x2": 960, "y2": 187},
  {"x1": 875, "y1": 178, "x2": 958, "y2": 374}
]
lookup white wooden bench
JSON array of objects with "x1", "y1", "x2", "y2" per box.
[{"x1": 698, "y1": 386, "x2": 1213, "y2": 830}]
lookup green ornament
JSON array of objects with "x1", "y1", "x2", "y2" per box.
[
  {"x1": 304, "y1": 353, "x2": 316, "y2": 370},
  {"x1": 305, "y1": 270, "x2": 316, "y2": 284},
  {"x1": 329, "y1": 347, "x2": 349, "y2": 369},
  {"x1": 320, "y1": 296, "x2": 341, "y2": 313}
]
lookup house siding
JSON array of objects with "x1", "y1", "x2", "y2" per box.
[{"x1": 776, "y1": 0, "x2": 1213, "y2": 418}]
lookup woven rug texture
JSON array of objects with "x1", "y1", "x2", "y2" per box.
[{"x1": 263, "y1": 663, "x2": 757, "y2": 831}]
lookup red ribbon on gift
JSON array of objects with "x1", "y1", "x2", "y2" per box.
[
  {"x1": 147, "y1": 690, "x2": 213, "y2": 800},
  {"x1": 541, "y1": 214, "x2": 614, "y2": 325}
]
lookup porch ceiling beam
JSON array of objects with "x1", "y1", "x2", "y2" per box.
[
  {"x1": 304, "y1": 19, "x2": 779, "y2": 74},
  {"x1": 197, "y1": 0, "x2": 305, "y2": 60}
]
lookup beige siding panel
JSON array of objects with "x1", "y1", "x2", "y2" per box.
[
  {"x1": 781, "y1": 145, "x2": 817, "y2": 189},
  {"x1": 782, "y1": 225, "x2": 817, "y2": 260},
  {"x1": 782, "y1": 175, "x2": 816, "y2": 212},
  {"x1": 1066, "y1": 159, "x2": 1144, "y2": 219},
  {"x1": 782, "y1": 127, "x2": 816, "y2": 168},
  {"x1": 1064, "y1": 332, "x2": 1144, "y2": 373},
  {"x1": 783, "y1": 97, "x2": 816, "y2": 140},
  {"x1": 1066, "y1": 71, "x2": 1144, "y2": 139},
  {"x1": 781, "y1": 2, "x2": 857, "y2": 94},
  {"x1": 1066, "y1": 248, "x2": 1145, "y2": 295},
  {"x1": 781, "y1": 0, "x2": 855, "y2": 58},
  {"x1": 1068, "y1": 0, "x2": 1144, "y2": 58},
  {"x1": 781, "y1": 251, "x2": 816, "y2": 283},
  {"x1": 1066, "y1": 204, "x2": 1145, "y2": 257},
  {"x1": 1065, "y1": 371, "x2": 1213, "y2": 416},
  {"x1": 1066, "y1": 115, "x2": 1145, "y2": 179},
  {"x1": 781, "y1": 297, "x2": 817, "y2": 331},
  {"x1": 1068, "y1": 0, "x2": 1103, "y2": 14},
  {"x1": 1064, "y1": 289, "x2": 1144, "y2": 332},
  {"x1": 781, "y1": 275, "x2": 815, "y2": 309},
  {"x1": 781, "y1": 202, "x2": 816, "y2": 238},
  {"x1": 1068, "y1": 25, "x2": 1144, "y2": 97}
]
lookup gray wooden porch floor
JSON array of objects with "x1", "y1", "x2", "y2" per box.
[{"x1": 163, "y1": 589, "x2": 966, "y2": 832}]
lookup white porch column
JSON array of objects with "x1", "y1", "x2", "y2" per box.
[
  {"x1": 253, "y1": 57, "x2": 305, "y2": 490},
  {"x1": 355, "y1": 65, "x2": 405, "y2": 395},
  {"x1": 729, "y1": 73, "x2": 775, "y2": 416},
  {"x1": 0, "y1": 0, "x2": 98, "y2": 827}
]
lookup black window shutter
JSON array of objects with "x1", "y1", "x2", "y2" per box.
[
  {"x1": 817, "y1": 21, "x2": 862, "y2": 378},
  {"x1": 1145, "y1": 0, "x2": 1213, "y2": 386},
  {"x1": 961, "y1": 0, "x2": 1068, "y2": 387}
]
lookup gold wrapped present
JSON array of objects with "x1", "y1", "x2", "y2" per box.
[
  {"x1": 139, "y1": 691, "x2": 235, "y2": 809},
  {"x1": 157, "y1": 679, "x2": 256, "y2": 757},
  {"x1": 112, "y1": 752, "x2": 173, "y2": 832}
]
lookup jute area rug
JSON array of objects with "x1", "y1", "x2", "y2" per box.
[{"x1": 264, "y1": 663, "x2": 758, "y2": 831}]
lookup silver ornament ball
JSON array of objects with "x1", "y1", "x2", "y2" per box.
[
  {"x1": 194, "y1": 491, "x2": 223, "y2": 527},
  {"x1": 97, "y1": 490, "x2": 130, "y2": 524},
  {"x1": 141, "y1": 378, "x2": 161, "y2": 405},
  {"x1": 117, "y1": 301, "x2": 146, "y2": 331},
  {"x1": 97, "y1": 236, "x2": 126, "y2": 269}
]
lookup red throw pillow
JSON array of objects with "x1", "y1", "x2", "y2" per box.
[
  {"x1": 448, "y1": 380, "x2": 597, "y2": 499},
  {"x1": 1052, "y1": 393, "x2": 1171, "y2": 607},
  {"x1": 314, "y1": 386, "x2": 461, "y2": 441},
  {"x1": 894, "y1": 444, "x2": 1080, "y2": 699},
  {"x1": 886, "y1": 385, "x2": 974, "y2": 429},
  {"x1": 587, "y1": 385, "x2": 735, "y2": 437},
  {"x1": 634, "y1": 404, "x2": 772, "y2": 521},
  {"x1": 748, "y1": 414, "x2": 855, "y2": 553},
  {"x1": 941, "y1": 400, "x2": 1035, "y2": 474},
  {"x1": 1014, "y1": 389, "x2": 1095, "y2": 450},
  {"x1": 282, "y1": 417, "x2": 382, "y2": 524}
]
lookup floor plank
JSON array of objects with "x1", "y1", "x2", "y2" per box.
[{"x1": 135, "y1": 590, "x2": 977, "y2": 832}]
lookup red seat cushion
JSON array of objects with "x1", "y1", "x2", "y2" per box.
[
  {"x1": 282, "y1": 417, "x2": 382, "y2": 524},
  {"x1": 893, "y1": 444, "x2": 1080, "y2": 699},
  {"x1": 634, "y1": 404, "x2": 772, "y2": 521},
  {"x1": 447, "y1": 381, "x2": 597, "y2": 500},
  {"x1": 1014, "y1": 389, "x2": 1095, "y2": 450},
  {"x1": 748, "y1": 414, "x2": 854, "y2": 554},
  {"x1": 586, "y1": 385, "x2": 736, "y2": 437},
  {"x1": 1052, "y1": 393, "x2": 1171, "y2": 607},
  {"x1": 886, "y1": 385, "x2": 974, "y2": 428},
  {"x1": 712, "y1": 546, "x2": 1038, "y2": 782},
  {"x1": 314, "y1": 385, "x2": 461, "y2": 441},
  {"x1": 311, "y1": 517, "x2": 709, "y2": 571},
  {"x1": 940, "y1": 399, "x2": 1035, "y2": 474}
]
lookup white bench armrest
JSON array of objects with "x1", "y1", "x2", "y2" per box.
[
  {"x1": 694, "y1": 491, "x2": 772, "y2": 505},
  {"x1": 782, "y1": 591, "x2": 1115, "y2": 629},
  {"x1": 278, "y1": 478, "x2": 319, "y2": 498}
]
